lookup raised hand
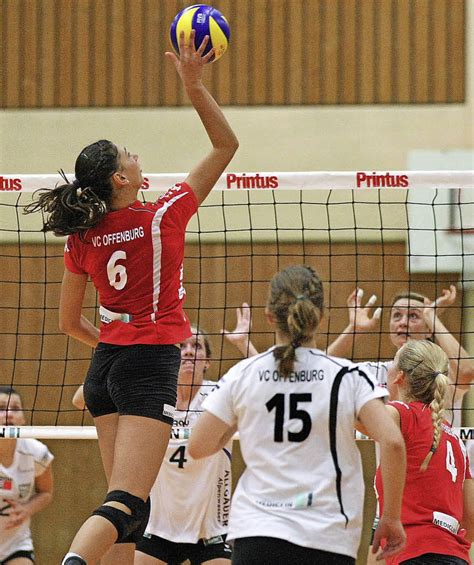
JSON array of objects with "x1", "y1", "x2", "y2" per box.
[
  {"x1": 165, "y1": 30, "x2": 215, "y2": 87},
  {"x1": 221, "y1": 303, "x2": 258, "y2": 357},
  {"x1": 422, "y1": 284, "x2": 456, "y2": 330},
  {"x1": 346, "y1": 288, "x2": 382, "y2": 333}
]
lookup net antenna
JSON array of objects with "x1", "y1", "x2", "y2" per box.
[{"x1": 1, "y1": 170, "x2": 473, "y2": 440}]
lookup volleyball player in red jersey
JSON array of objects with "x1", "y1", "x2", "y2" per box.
[
  {"x1": 374, "y1": 340, "x2": 473, "y2": 564},
  {"x1": 24, "y1": 31, "x2": 238, "y2": 565}
]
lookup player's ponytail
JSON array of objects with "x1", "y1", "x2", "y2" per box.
[
  {"x1": 24, "y1": 139, "x2": 119, "y2": 236},
  {"x1": 268, "y1": 265, "x2": 324, "y2": 378},
  {"x1": 397, "y1": 340, "x2": 450, "y2": 471}
]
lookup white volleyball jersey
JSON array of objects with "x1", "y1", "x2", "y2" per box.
[
  {"x1": 359, "y1": 360, "x2": 464, "y2": 428},
  {"x1": 202, "y1": 346, "x2": 388, "y2": 559},
  {"x1": 0, "y1": 439, "x2": 54, "y2": 560},
  {"x1": 145, "y1": 381, "x2": 232, "y2": 544}
]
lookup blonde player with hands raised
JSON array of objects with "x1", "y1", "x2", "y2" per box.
[
  {"x1": 188, "y1": 265, "x2": 407, "y2": 565},
  {"x1": 329, "y1": 285, "x2": 473, "y2": 403}
]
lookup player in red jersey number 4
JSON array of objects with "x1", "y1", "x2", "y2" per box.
[
  {"x1": 25, "y1": 30, "x2": 238, "y2": 565},
  {"x1": 375, "y1": 340, "x2": 473, "y2": 564}
]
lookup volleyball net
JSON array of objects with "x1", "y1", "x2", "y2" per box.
[{"x1": 1, "y1": 170, "x2": 473, "y2": 440}]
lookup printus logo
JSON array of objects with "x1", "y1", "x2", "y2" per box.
[
  {"x1": 226, "y1": 173, "x2": 278, "y2": 189},
  {"x1": 356, "y1": 172, "x2": 409, "y2": 188},
  {"x1": 0, "y1": 177, "x2": 22, "y2": 191}
]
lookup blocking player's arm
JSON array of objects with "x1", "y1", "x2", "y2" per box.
[
  {"x1": 188, "y1": 411, "x2": 236, "y2": 459},
  {"x1": 462, "y1": 478, "x2": 474, "y2": 542},
  {"x1": 358, "y1": 400, "x2": 406, "y2": 560},
  {"x1": 59, "y1": 269, "x2": 99, "y2": 348}
]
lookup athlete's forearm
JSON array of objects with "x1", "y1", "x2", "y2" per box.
[
  {"x1": 23, "y1": 490, "x2": 53, "y2": 518},
  {"x1": 185, "y1": 82, "x2": 238, "y2": 152},
  {"x1": 326, "y1": 325, "x2": 357, "y2": 357},
  {"x1": 60, "y1": 315, "x2": 99, "y2": 349},
  {"x1": 432, "y1": 318, "x2": 473, "y2": 386},
  {"x1": 378, "y1": 437, "x2": 406, "y2": 520}
]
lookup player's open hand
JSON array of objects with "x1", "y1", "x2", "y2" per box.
[
  {"x1": 221, "y1": 303, "x2": 252, "y2": 350},
  {"x1": 422, "y1": 284, "x2": 456, "y2": 329},
  {"x1": 372, "y1": 515, "x2": 406, "y2": 560},
  {"x1": 346, "y1": 288, "x2": 382, "y2": 333},
  {"x1": 165, "y1": 30, "x2": 214, "y2": 86}
]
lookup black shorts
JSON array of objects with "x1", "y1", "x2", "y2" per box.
[
  {"x1": 401, "y1": 555, "x2": 468, "y2": 565},
  {"x1": 83, "y1": 343, "x2": 181, "y2": 424},
  {"x1": 136, "y1": 533, "x2": 231, "y2": 564},
  {"x1": 232, "y1": 537, "x2": 355, "y2": 565},
  {"x1": 1, "y1": 550, "x2": 35, "y2": 564}
]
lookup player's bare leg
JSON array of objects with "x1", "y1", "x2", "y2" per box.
[
  {"x1": 134, "y1": 552, "x2": 166, "y2": 564},
  {"x1": 68, "y1": 415, "x2": 170, "y2": 563}
]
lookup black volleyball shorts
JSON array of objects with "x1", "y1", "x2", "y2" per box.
[{"x1": 83, "y1": 343, "x2": 181, "y2": 425}]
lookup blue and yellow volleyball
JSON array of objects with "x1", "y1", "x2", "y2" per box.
[{"x1": 170, "y1": 4, "x2": 230, "y2": 63}]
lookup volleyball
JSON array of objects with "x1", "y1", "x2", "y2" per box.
[{"x1": 170, "y1": 4, "x2": 230, "y2": 63}]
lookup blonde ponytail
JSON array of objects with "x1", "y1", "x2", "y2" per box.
[
  {"x1": 419, "y1": 371, "x2": 450, "y2": 471},
  {"x1": 397, "y1": 340, "x2": 449, "y2": 472}
]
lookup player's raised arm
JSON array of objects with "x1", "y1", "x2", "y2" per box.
[{"x1": 165, "y1": 30, "x2": 238, "y2": 205}]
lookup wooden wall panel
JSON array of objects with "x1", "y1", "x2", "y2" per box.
[
  {"x1": 358, "y1": 0, "x2": 376, "y2": 103},
  {"x1": 431, "y1": 0, "x2": 448, "y2": 102},
  {"x1": 449, "y1": 0, "x2": 466, "y2": 102},
  {"x1": 340, "y1": 0, "x2": 357, "y2": 104},
  {"x1": 0, "y1": 0, "x2": 467, "y2": 108},
  {"x1": 376, "y1": 0, "x2": 394, "y2": 103},
  {"x1": 413, "y1": 0, "x2": 430, "y2": 103},
  {"x1": 395, "y1": 0, "x2": 412, "y2": 103}
]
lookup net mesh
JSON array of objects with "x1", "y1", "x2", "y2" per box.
[{"x1": 0, "y1": 171, "x2": 473, "y2": 438}]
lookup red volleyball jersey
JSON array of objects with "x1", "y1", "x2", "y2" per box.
[
  {"x1": 64, "y1": 183, "x2": 198, "y2": 345},
  {"x1": 375, "y1": 401, "x2": 471, "y2": 564}
]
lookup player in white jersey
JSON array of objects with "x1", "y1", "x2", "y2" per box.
[
  {"x1": 0, "y1": 387, "x2": 54, "y2": 565},
  {"x1": 135, "y1": 327, "x2": 233, "y2": 564},
  {"x1": 328, "y1": 286, "x2": 474, "y2": 563},
  {"x1": 188, "y1": 265, "x2": 407, "y2": 564}
]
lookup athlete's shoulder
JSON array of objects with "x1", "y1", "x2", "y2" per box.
[
  {"x1": 197, "y1": 380, "x2": 219, "y2": 400},
  {"x1": 156, "y1": 182, "x2": 197, "y2": 205},
  {"x1": 16, "y1": 438, "x2": 53, "y2": 462},
  {"x1": 387, "y1": 400, "x2": 411, "y2": 412},
  {"x1": 235, "y1": 347, "x2": 279, "y2": 373},
  {"x1": 308, "y1": 349, "x2": 358, "y2": 371}
]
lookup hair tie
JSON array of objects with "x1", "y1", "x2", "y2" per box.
[
  {"x1": 432, "y1": 371, "x2": 442, "y2": 379},
  {"x1": 72, "y1": 179, "x2": 82, "y2": 189},
  {"x1": 430, "y1": 445, "x2": 437, "y2": 454},
  {"x1": 291, "y1": 340, "x2": 300, "y2": 349}
]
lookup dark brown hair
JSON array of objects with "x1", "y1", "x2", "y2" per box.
[
  {"x1": 267, "y1": 265, "x2": 324, "y2": 378},
  {"x1": 24, "y1": 140, "x2": 120, "y2": 236}
]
